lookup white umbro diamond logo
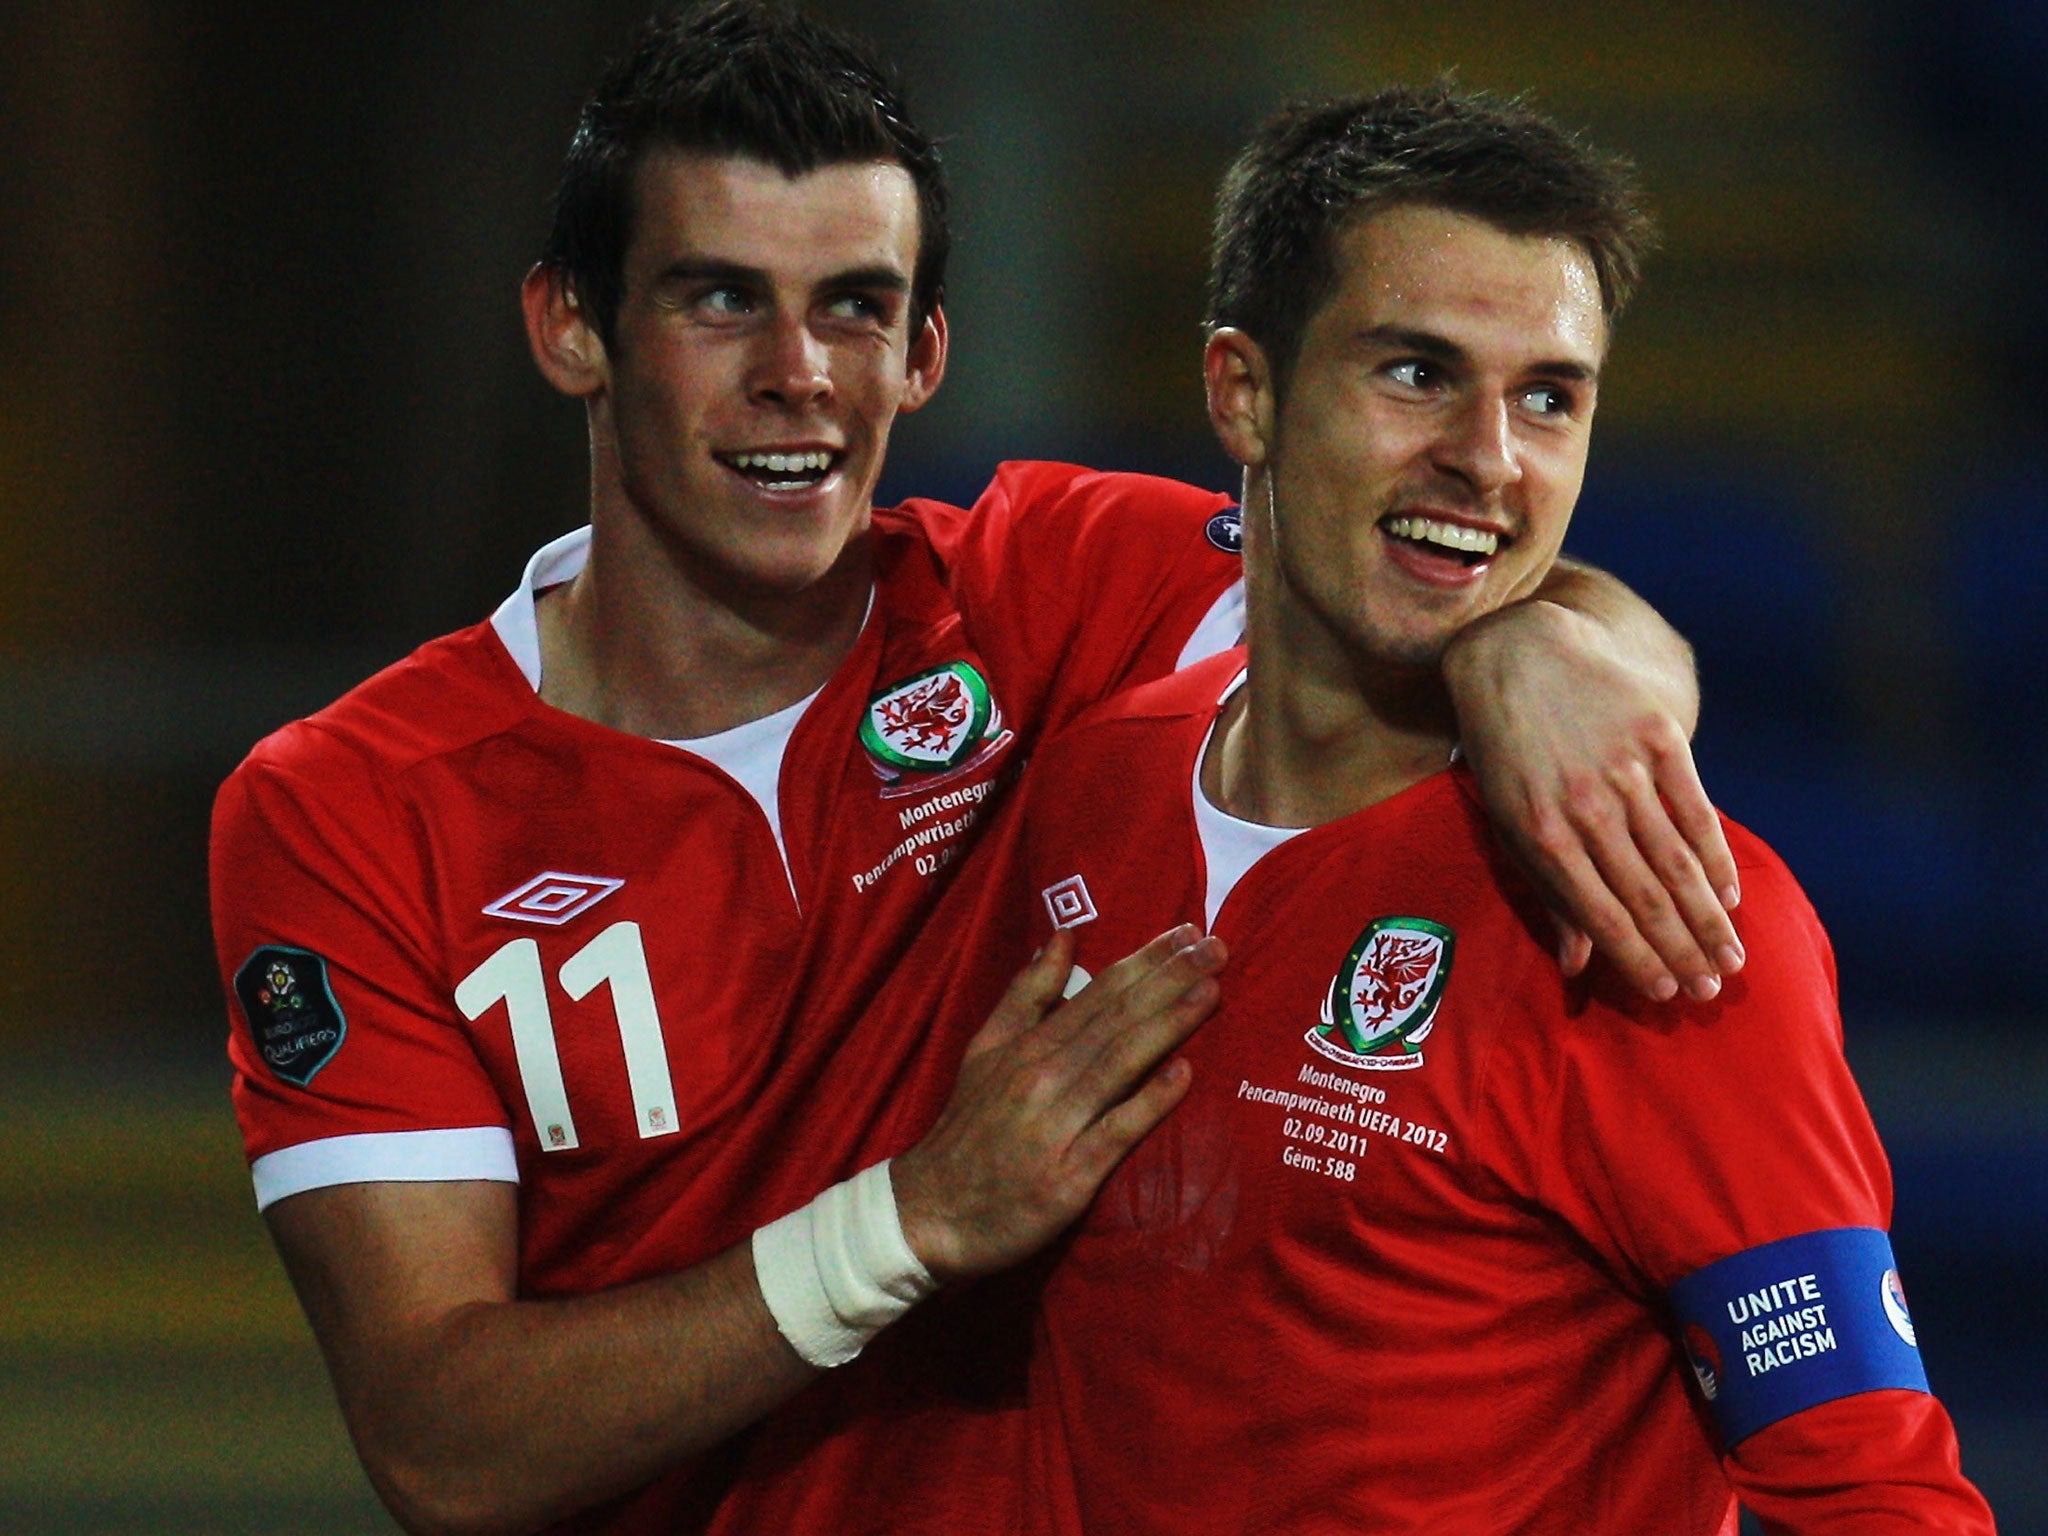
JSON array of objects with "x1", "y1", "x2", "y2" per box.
[
  {"x1": 483, "y1": 872, "x2": 624, "y2": 927},
  {"x1": 1041, "y1": 874, "x2": 1097, "y2": 931}
]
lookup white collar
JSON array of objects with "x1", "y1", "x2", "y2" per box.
[
  {"x1": 1191, "y1": 669, "x2": 1303, "y2": 928},
  {"x1": 488, "y1": 525, "x2": 591, "y2": 693}
]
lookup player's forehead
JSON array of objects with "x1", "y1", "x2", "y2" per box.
[
  {"x1": 1310, "y1": 202, "x2": 1607, "y2": 370},
  {"x1": 622, "y1": 149, "x2": 922, "y2": 285}
]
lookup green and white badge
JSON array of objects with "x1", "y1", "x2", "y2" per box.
[
  {"x1": 1309, "y1": 916, "x2": 1454, "y2": 1072},
  {"x1": 860, "y1": 661, "x2": 1008, "y2": 789}
]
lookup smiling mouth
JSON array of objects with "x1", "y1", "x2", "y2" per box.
[
  {"x1": 1380, "y1": 513, "x2": 1505, "y2": 567},
  {"x1": 716, "y1": 449, "x2": 841, "y2": 491}
]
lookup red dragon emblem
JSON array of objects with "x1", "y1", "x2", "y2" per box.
[
  {"x1": 1351, "y1": 931, "x2": 1439, "y2": 1032},
  {"x1": 876, "y1": 674, "x2": 970, "y2": 755},
  {"x1": 1310, "y1": 916, "x2": 1453, "y2": 1072}
]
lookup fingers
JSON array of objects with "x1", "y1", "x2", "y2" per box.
[
  {"x1": 1550, "y1": 914, "x2": 1593, "y2": 978},
  {"x1": 1590, "y1": 728, "x2": 1743, "y2": 994},
  {"x1": 1528, "y1": 825, "x2": 1680, "y2": 1000},
  {"x1": 1561, "y1": 759, "x2": 1733, "y2": 1002},
  {"x1": 1512, "y1": 716, "x2": 1748, "y2": 1002},
  {"x1": 1070, "y1": 1057, "x2": 1196, "y2": 1186},
  {"x1": 1061, "y1": 933, "x2": 1222, "y2": 1112},
  {"x1": 1037, "y1": 923, "x2": 1204, "y2": 1051},
  {"x1": 1651, "y1": 735, "x2": 1744, "y2": 927},
  {"x1": 1619, "y1": 771, "x2": 1745, "y2": 986},
  {"x1": 1597, "y1": 785, "x2": 1718, "y2": 999},
  {"x1": 964, "y1": 928, "x2": 1079, "y2": 1061},
  {"x1": 1042, "y1": 935, "x2": 1221, "y2": 1220},
  {"x1": 897, "y1": 924, "x2": 1224, "y2": 1282}
]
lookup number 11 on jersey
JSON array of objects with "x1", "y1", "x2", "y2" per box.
[{"x1": 454, "y1": 920, "x2": 680, "y2": 1150}]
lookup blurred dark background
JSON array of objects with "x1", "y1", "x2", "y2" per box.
[{"x1": 1, "y1": 1, "x2": 2041, "y2": 1530}]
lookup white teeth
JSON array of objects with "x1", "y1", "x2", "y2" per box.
[
  {"x1": 728, "y1": 450, "x2": 833, "y2": 474},
  {"x1": 1384, "y1": 515, "x2": 1500, "y2": 557}
]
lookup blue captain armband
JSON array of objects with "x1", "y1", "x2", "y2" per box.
[{"x1": 1668, "y1": 1227, "x2": 1929, "y2": 1447}]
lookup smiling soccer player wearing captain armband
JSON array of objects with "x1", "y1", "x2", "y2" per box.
[{"x1": 952, "y1": 84, "x2": 1992, "y2": 1536}]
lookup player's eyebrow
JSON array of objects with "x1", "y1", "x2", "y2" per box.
[
  {"x1": 652, "y1": 258, "x2": 909, "y2": 295},
  {"x1": 819, "y1": 265, "x2": 910, "y2": 295},
  {"x1": 654, "y1": 257, "x2": 769, "y2": 288},
  {"x1": 1359, "y1": 323, "x2": 1599, "y2": 382},
  {"x1": 1360, "y1": 324, "x2": 1466, "y2": 363}
]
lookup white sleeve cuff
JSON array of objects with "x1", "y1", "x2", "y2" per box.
[{"x1": 250, "y1": 1126, "x2": 518, "y2": 1211}]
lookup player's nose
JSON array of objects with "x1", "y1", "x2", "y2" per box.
[
  {"x1": 749, "y1": 313, "x2": 833, "y2": 407},
  {"x1": 1433, "y1": 393, "x2": 1520, "y2": 495}
]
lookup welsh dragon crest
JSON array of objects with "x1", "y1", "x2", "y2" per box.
[
  {"x1": 1309, "y1": 916, "x2": 1454, "y2": 1071},
  {"x1": 859, "y1": 661, "x2": 1012, "y2": 795}
]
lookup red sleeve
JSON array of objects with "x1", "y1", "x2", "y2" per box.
[
  {"x1": 1731, "y1": 1392, "x2": 1992, "y2": 1534},
  {"x1": 1504, "y1": 834, "x2": 1993, "y2": 1532},
  {"x1": 211, "y1": 729, "x2": 512, "y2": 1203},
  {"x1": 903, "y1": 462, "x2": 1243, "y2": 741}
]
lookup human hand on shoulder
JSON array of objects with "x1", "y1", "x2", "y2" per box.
[
  {"x1": 891, "y1": 925, "x2": 1224, "y2": 1283},
  {"x1": 1444, "y1": 596, "x2": 1743, "y2": 1004}
]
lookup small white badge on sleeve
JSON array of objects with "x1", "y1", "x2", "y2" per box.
[{"x1": 751, "y1": 1160, "x2": 938, "y2": 1368}]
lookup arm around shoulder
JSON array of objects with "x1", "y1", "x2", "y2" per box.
[
  {"x1": 1442, "y1": 555, "x2": 1742, "y2": 1002},
  {"x1": 933, "y1": 463, "x2": 1243, "y2": 735}
]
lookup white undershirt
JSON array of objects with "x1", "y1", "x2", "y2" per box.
[
  {"x1": 1190, "y1": 672, "x2": 1304, "y2": 929},
  {"x1": 664, "y1": 689, "x2": 818, "y2": 895},
  {"x1": 488, "y1": 525, "x2": 841, "y2": 887}
]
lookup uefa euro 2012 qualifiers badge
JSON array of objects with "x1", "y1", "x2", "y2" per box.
[
  {"x1": 1309, "y1": 916, "x2": 1454, "y2": 1071},
  {"x1": 234, "y1": 944, "x2": 348, "y2": 1087},
  {"x1": 859, "y1": 661, "x2": 1012, "y2": 796}
]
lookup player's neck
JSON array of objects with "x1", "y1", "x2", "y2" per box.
[
  {"x1": 1205, "y1": 619, "x2": 1456, "y2": 832},
  {"x1": 535, "y1": 510, "x2": 872, "y2": 741}
]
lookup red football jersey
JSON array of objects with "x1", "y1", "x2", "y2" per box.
[
  {"x1": 210, "y1": 464, "x2": 1241, "y2": 1533},
  {"x1": 1001, "y1": 655, "x2": 1991, "y2": 1536}
]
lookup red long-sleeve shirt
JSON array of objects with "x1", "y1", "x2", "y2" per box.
[{"x1": 1008, "y1": 654, "x2": 1993, "y2": 1535}]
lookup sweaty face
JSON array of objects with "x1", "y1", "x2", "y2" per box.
[
  {"x1": 595, "y1": 151, "x2": 940, "y2": 598},
  {"x1": 1262, "y1": 203, "x2": 1606, "y2": 671}
]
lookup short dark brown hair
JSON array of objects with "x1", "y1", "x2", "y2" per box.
[
  {"x1": 542, "y1": 1, "x2": 949, "y2": 349},
  {"x1": 1207, "y1": 82, "x2": 1656, "y2": 394}
]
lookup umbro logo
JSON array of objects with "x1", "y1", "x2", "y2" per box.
[
  {"x1": 1042, "y1": 874, "x2": 1097, "y2": 931},
  {"x1": 483, "y1": 871, "x2": 624, "y2": 927}
]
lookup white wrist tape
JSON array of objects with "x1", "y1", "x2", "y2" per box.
[{"x1": 751, "y1": 1160, "x2": 938, "y2": 1369}]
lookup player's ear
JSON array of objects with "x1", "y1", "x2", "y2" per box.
[
  {"x1": 522, "y1": 264, "x2": 609, "y2": 398},
  {"x1": 897, "y1": 301, "x2": 949, "y2": 414},
  {"x1": 1204, "y1": 327, "x2": 1274, "y2": 469}
]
